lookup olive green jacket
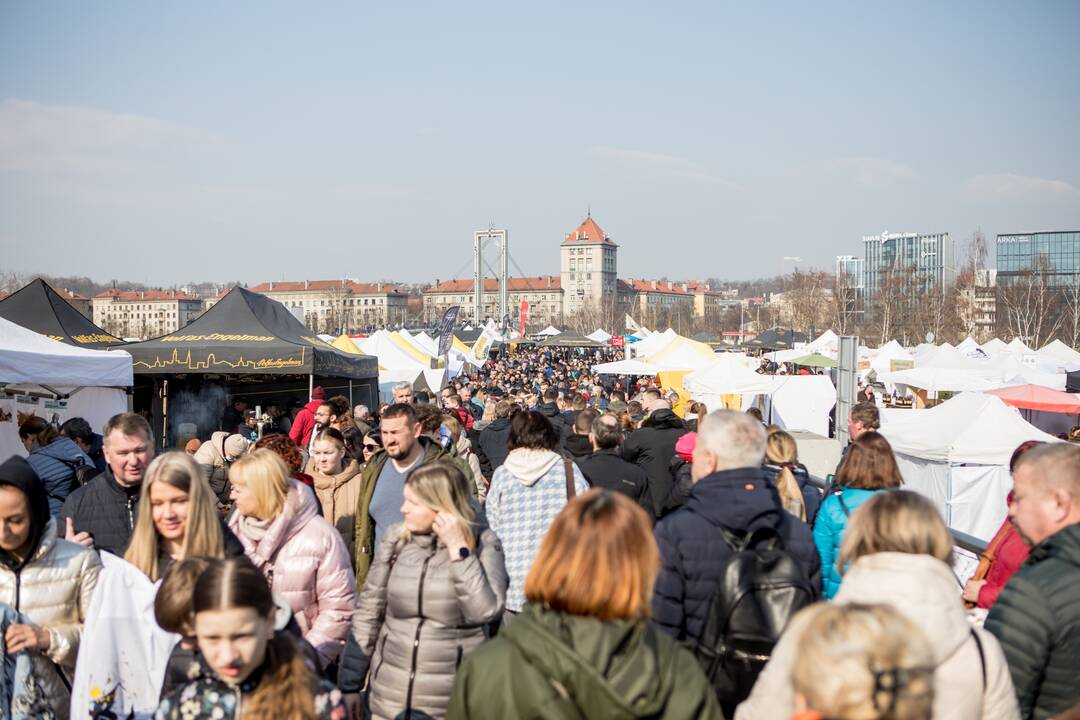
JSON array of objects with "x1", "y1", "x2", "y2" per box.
[
  {"x1": 353, "y1": 437, "x2": 468, "y2": 586},
  {"x1": 447, "y1": 603, "x2": 722, "y2": 720}
]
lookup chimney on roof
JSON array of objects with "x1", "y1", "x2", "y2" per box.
[
  {"x1": 269, "y1": 281, "x2": 273, "y2": 291},
  {"x1": 651, "y1": 280, "x2": 657, "y2": 290},
  {"x1": 304, "y1": 280, "x2": 309, "y2": 290},
  {"x1": 378, "y1": 282, "x2": 382, "y2": 292},
  {"x1": 547, "y1": 276, "x2": 552, "y2": 288},
  {"x1": 682, "y1": 283, "x2": 689, "y2": 292},
  {"x1": 140, "y1": 291, "x2": 145, "y2": 300}
]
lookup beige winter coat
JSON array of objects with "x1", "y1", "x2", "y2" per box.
[
  {"x1": 0, "y1": 517, "x2": 102, "y2": 717},
  {"x1": 306, "y1": 457, "x2": 363, "y2": 557},
  {"x1": 456, "y1": 434, "x2": 486, "y2": 501},
  {"x1": 735, "y1": 552, "x2": 1020, "y2": 720}
]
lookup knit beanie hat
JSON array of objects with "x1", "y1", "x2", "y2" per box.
[
  {"x1": 224, "y1": 434, "x2": 251, "y2": 461},
  {"x1": 675, "y1": 431, "x2": 697, "y2": 463},
  {"x1": 311, "y1": 385, "x2": 325, "y2": 401}
]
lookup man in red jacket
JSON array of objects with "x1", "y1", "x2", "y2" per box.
[{"x1": 288, "y1": 385, "x2": 325, "y2": 449}]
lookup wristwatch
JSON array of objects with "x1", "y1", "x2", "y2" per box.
[{"x1": 457, "y1": 546, "x2": 471, "y2": 560}]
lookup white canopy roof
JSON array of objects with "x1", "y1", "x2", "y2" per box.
[
  {"x1": 535, "y1": 325, "x2": 562, "y2": 336},
  {"x1": 592, "y1": 359, "x2": 659, "y2": 376},
  {"x1": 1038, "y1": 339, "x2": 1080, "y2": 368},
  {"x1": 880, "y1": 392, "x2": 1060, "y2": 465},
  {"x1": 684, "y1": 354, "x2": 774, "y2": 395},
  {"x1": 879, "y1": 366, "x2": 1001, "y2": 393},
  {"x1": 806, "y1": 329, "x2": 839, "y2": 351},
  {"x1": 0, "y1": 316, "x2": 133, "y2": 387},
  {"x1": 586, "y1": 329, "x2": 612, "y2": 343},
  {"x1": 981, "y1": 338, "x2": 1008, "y2": 353},
  {"x1": 1007, "y1": 337, "x2": 1034, "y2": 355}
]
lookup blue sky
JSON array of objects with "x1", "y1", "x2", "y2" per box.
[{"x1": 2, "y1": 1, "x2": 1078, "y2": 286}]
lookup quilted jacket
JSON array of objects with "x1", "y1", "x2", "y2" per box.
[
  {"x1": 229, "y1": 481, "x2": 356, "y2": 666},
  {"x1": 339, "y1": 521, "x2": 507, "y2": 719}
]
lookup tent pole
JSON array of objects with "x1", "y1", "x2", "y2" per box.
[
  {"x1": 349, "y1": 379, "x2": 354, "y2": 406},
  {"x1": 309, "y1": 373, "x2": 314, "y2": 398}
]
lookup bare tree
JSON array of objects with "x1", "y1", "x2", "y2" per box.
[
  {"x1": 1060, "y1": 271, "x2": 1080, "y2": 348},
  {"x1": 997, "y1": 255, "x2": 1064, "y2": 347}
]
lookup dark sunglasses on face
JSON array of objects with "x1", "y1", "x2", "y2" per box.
[{"x1": 363, "y1": 443, "x2": 380, "y2": 451}]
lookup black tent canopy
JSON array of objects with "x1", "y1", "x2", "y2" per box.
[
  {"x1": 742, "y1": 327, "x2": 810, "y2": 350},
  {"x1": 123, "y1": 287, "x2": 377, "y2": 380},
  {"x1": 0, "y1": 278, "x2": 121, "y2": 349},
  {"x1": 539, "y1": 332, "x2": 603, "y2": 348}
]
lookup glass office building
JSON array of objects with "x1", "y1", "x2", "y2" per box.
[
  {"x1": 996, "y1": 231, "x2": 1080, "y2": 287},
  {"x1": 862, "y1": 231, "x2": 955, "y2": 300}
]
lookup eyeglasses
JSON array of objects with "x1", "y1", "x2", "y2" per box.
[{"x1": 363, "y1": 443, "x2": 380, "y2": 451}]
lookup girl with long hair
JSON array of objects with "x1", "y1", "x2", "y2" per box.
[
  {"x1": 339, "y1": 461, "x2": 506, "y2": 720},
  {"x1": 305, "y1": 428, "x2": 362, "y2": 555},
  {"x1": 124, "y1": 451, "x2": 243, "y2": 581},
  {"x1": 448, "y1": 489, "x2": 720, "y2": 719},
  {"x1": 155, "y1": 558, "x2": 347, "y2": 719},
  {"x1": 763, "y1": 429, "x2": 822, "y2": 525}
]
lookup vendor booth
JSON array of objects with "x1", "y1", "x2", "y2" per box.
[
  {"x1": 0, "y1": 278, "x2": 123, "y2": 349},
  {"x1": 0, "y1": 316, "x2": 132, "y2": 459},
  {"x1": 879, "y1": 393, "x2": 1060, "y2": 541},
  {"x1": 120, "y1": 287, "x2": 378, "y2": 449}
]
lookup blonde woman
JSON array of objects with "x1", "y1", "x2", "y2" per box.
[
  {"x1": 304, "y1": 427, "x2": 362, "y2": 555},
  {"x1": 441, "y1": 412, "x2": 486, "y2": 501},
  {"x1": 762, "y1": 429, "x2": 821, "y2": 525},
  {"x1": 792, "y1": 603, "x2": 935, "y2": 720},
  {"x1": 339, "y1": 461, "x2": 507, "y2": 720},
  {"x1": 124, "y1": 451, "x2": 243, "y2": 581},
  {"x1": 736, "y1": 490, "x2": 1020, "y2": 720},
  {"x1": 227, "y1": 449, "x2": 355, "y2": 668}
]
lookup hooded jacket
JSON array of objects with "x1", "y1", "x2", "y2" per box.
[
  {"x1": 354, "y1": 437, "x2": 460, "y2": 586},
  {"x1": 339, "y1": 520, "x2": 507, "y2": 719},
  {"x1": 192, "y1": 431, "x2": 233, "y2": 501},
  {"x1": 736, "y1": 552, "x2": 1020, "y2": 720},
  {"x1": 652, "y1": 467, "x2": 821, "y2": 643},
  {"x1": 477, "y1": 416, "x2": 513, "y2": 472},
  {"x1": 455, "y1": 433, "x2": 486, "y2": 501},
  {"x1": 26, "y1": 436, "x2": 94, "y2": 516},
  {"x1": 288, "y1": 398, "x2": 323, "y2": 449},
  {"x1": 446, "y1": 603, "x2": 722, "y2": 720},
  {"x1": 985, "y1": 522, "x2": 1080, "y2": 720},
  {"x1": 305, "y1": 457, "x2": 363, "y2": 557},
  {"x1": 762, "y1": 462, "x2": 823, "y2": 527},
  {"x1": 57, "y1": 466, "x2": 141, "y2": 556},
  {"x1": 486, "y1": 448, "x2": 589, "y2": 612},
  {"x1": 563, "y1": 432, "x2": 593, "y2": 460},
  {"x1": 621, "y1": 409, "x2": 688, "y2": 518},
  {"x1": 0, "y1": 456, "x2": 102, "y2": 718},
  {"x1": 229, "y1": 481, "x2": 356, "y2": 666}
]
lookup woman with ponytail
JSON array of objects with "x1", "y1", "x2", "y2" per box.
[
  {"x1": 762, "y1": 429, "x2": 822, "y2": 526},
  {"x1": 155, "y1": 558, "x2": 347, "y2": 719}
]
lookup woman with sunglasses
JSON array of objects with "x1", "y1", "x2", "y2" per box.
[{"x1": 359, "y1": 431, "x2": 382, "y2": 468}]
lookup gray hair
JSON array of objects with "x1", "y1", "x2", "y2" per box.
[
  {"x1": 697, "y1": 409, "x2": 767, "y2": 471},
  {"x1": 353, "y1": 404, "x2": 370, "y2": 419},
  {"x1": 392, "y1": 381, "x2": 412, "y2": 394}
]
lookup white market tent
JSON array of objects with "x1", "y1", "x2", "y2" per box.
[
  {"x1": 586, "y1": 329, "x2": 613, "y2": 343},
  {"x1": 1, "y1": 316, "x2": 133, "y2": 459},
  {"x1": 981, "y1": 338, "x2": 1008, "y2": 353},
  {"x1": 868, "y1": 340, "x2": 914, "y2": 377},
  {"x1": 592, "y1": 359, "x2": 661, "y2": 376},
  {"x1": 1038, "y1": 339, "x2": 1080, "y2": 370},
  {"x1": 879, "y1": 393, "x2": 1060, "y2": 540},
  {"x1": 1006, "y1": 337, "x2": 1035, "y2": 355},
  {"x1": 535, "y1": 325, "x2": 562, "y2": 337},
  {"x1": 354, "y1": 330, "x2": 446, "y2": 400}
]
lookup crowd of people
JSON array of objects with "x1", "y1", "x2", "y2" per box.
[{"x1": 2, "y1": 344, "x2": 1079, "y2": 719}]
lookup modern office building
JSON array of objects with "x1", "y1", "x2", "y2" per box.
[
  {"x1": 862, "y1": 231, "x2": 955, "y2": 301},
  {"x1": 996, "y1": 231, "x2": 1080, "y2": 287}
]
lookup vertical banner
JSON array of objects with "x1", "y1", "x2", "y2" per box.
[
  {"x1": 436, "y1": 306, "x2": 460, "y2": 357},
  {"x1": 500, "y1": 313, "x2": 510, "y2": 336},
  {"x1": 519, "y1": 301, "x2": 529, "y2": 337}
]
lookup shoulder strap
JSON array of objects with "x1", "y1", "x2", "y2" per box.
[
  {"x1": 834, "y1": 487, "x2": 853, "y2": 517},
  {"x1": 564, "y1": 456, "x2": 576, "y2": 500},
  {"x1": 970, "y1": 628, "x2": 986, "y2": 690}
]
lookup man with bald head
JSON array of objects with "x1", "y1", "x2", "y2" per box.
[
  {"x1": 985, "y1": 443, "x2": 1080, "y2": 719},
  {"x1": 621, "y1": 398, "x2": 687, "y2": 517}
]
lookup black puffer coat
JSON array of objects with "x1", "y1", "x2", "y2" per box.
[
  {"x1": 985, "y1": 522, "x2": 1080, "y2": 720},
  {"x1": 577, "y1": 449, "x2": 653, "y2": 519},
  {"x1": 477, "y1": 417, "x2": 512, "y2": 472},
  {"x1": 57, "y1": 467, "x2": 139, "y2": 556},
  {"x1": 536, "y1": 403, "x2": 571, "y2": 449},
  {"x1": 652, "y1": 467, "x2": 821, "y2": 643},
  {"x1": 621, "y1": 409, "x2": 687, "y2": 517}
]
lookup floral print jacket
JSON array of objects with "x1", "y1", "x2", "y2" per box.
[{"x1": 155, "y1": 672, "x2": 346, "y2": 720}]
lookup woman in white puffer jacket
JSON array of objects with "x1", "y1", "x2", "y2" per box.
[
  {"x1": 0, "y1": 456, "x2": 101, "y2": 718},
  {"x1": 736, "y1": 490, "x2": 1019, "y2": 720}
]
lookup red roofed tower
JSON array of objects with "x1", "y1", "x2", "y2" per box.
[{"x1": 560, "y1": 212, "x2": 618, "y2": 316}]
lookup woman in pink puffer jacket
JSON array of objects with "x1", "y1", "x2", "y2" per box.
[{"x1": 227, "y1": 448, "x2": 356, "y2": 667}]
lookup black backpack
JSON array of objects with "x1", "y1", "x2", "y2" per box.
[
  {"x1": 692, "y1": 524, "x2": 816, "y2": 713},
  {"x1": 57, "y1": 456, "x2": 96, "y2": 490}
]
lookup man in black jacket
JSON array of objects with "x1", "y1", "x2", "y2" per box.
[
  {"x1": 58, "y1": 412, "x2": 155, "y2": 556},
  {"x1": 652, "y1": 409, "x2": 821, "y2": 644},
  {"x1": 563, "y1": 408, "x2": 597, "y2": 460},
  {"x1": 985, "y1": 443, "x2": 1080, "y2": 719},
  {"x1": 535, "y1": 388, "x2": 570, "y2": 449},
  {"x1": 477, "y1": 401, "x2": 515, "y2": 472},
  {"x1": 577, "y1": 413, "x2": 652, "y2": 518},
  {"x1": 621, "y1": 400, "x2": 687, "y2": 517}
]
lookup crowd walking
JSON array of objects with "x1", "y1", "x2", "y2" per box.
[{"x1": 1, "y1": 343, "x2": 1078, "y2": 719}]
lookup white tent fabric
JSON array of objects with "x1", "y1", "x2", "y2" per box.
[
  {"x1": 586, "y1": 329, "x2": 612, "y2": 343},
  {"x1": 0, "y1": 316, "x2": 133, "y2": 387},
  {"x1": 592, "y1": 359, "x2": 660, "y2": 376},
  {"x1": 955, "y1": 337, "x2": 980, "y2": 353},
  {"x1": 879, "y1": 393, "x2": 1059, "y2": 466},
  {"x1": 684, "y1": 355, "x2": 774, "y2": 396},
  {"x1": 882, "y1": 367, "x2": 1000, "y2": 393},
  {"x1": 806, "y1": 329, "x2": 839, "y2": 352},
  {"x1": 869, "y1": 340, "x2": 914, "y2": 377},
  {"x1": 981, "y1": 338, "x2": 1008, "y2": 353},
  {"x1": 880, "y1": 393, "x2": 1060, "y2": 540},
  {"x1": 535, "y1": 325, "x2": 561, "y2": 336},
  {"x1": 1037, "y1": 339, "x2": 1080, "y2": 369},
  {"x1": 1006, "y1": 337, "x2": 1034, "y2": 355},
  {"x1": 356, "y1": 330, "x2": 446, "y2": 394},
  {"x1": 628, "y1": 328, "x2": 677, "y2": 357}
]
